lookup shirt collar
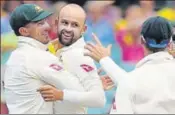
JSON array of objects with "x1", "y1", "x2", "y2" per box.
[
  {"x1": 58, "y1": 36, "x2": 85, "y2": 52},
  {"x1": 136, "y1": 51, "x2": 174, "y2": 68},
  {"x1": 18, "y1": 36, "x2": 48, "y2": 51}
]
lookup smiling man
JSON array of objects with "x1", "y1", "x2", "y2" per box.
[
  {"x1": 4, "y1": 4, "x2": 106, "y2": 114},
  {"x1": 38, "y1": 4, "x2": 112, "y2": 114}
]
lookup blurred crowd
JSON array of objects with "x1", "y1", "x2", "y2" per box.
[{"x1": 1, "y1": 0, "x2": 175, "y2": 114}]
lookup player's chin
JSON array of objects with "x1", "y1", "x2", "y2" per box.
[
  {"x1": 61, "y1": 38, "x2": 72, "y2": 46},
  {"x1": 43, "y1": 38, "x2": 50, "y2": 44}
]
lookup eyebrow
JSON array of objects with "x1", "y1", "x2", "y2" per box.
[
  {"x1": 61, "y1": 19, "x2": 68, "y2": 22},
  {"x1": 61, "y1": 19, "x2": 80, "y2": 25}
]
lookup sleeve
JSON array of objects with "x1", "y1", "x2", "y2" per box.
[
  {"x1": 62, "y1": 55, "x2": 106, "y2": 107},
  {"x1": 99, "y1": 56, "x2": 129, "y2": 86},
  {"x1": 33, "y1": 62, "x2": 83, "y2": 90},
  {"x1": 29, "y1": 57, "x2": 105, "y2": 107},
  {"x1": 110, "y1": 78, "x2": 134, "y2": 114}
]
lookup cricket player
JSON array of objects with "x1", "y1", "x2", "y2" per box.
[
  {"x1": 168, "y1": 23, "x2": 175, "y2": 57},
  {"x1": 3, "y1": 4, "x2": 105, "y2": 114},
  {"x1": 84, "y1": 16, "x2": 175, "y2": 114},
  {"x1": 37, "y1": 4, "x2": 113, "y2": 114}
]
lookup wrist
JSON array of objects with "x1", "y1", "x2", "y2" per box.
[
  {"x1": 99, "y1": 56, "x2": 110, "y2": 63},
  {"x1": 97, "y1": 55, "x2": 108, "y2": 62},
  {"x1": 56, "y1": 90, "x2": 63, "y2": 101}
]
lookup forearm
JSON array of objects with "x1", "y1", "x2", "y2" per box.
[
  {"x1": 99, "y1": 56, "x2": 129, "y2": 86},
  {"x1": 63, "y1": 88, "x2": 106, "y2": 107},
  {"x1": 65, "y1": 65, "x2": 106, "y2": 107}
]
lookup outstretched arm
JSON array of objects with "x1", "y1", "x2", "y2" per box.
[{"x1": 84, "y1": 33, "x2": 129, "y2": 85}]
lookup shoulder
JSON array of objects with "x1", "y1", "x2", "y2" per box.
[
  {"x1": 6, "y1": 48, "x2": 26, "y2": 65},
  {"x1": 71, "y1": 47, "x2": 95, "y2": 63},
  {"x1": 66, "y1": 47, "x2": 97, "y2": 72}
]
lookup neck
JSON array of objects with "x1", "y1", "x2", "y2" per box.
[
  {"x1": 144, "y1": 47, "x2": 167, "y2": 57},
  {"x1": 144, "y1": 46, "x2": 154, "y2": 57}
]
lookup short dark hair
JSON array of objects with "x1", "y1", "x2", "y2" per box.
[
  {"x1": 146, "y1": 45, "x2": 165, "y2": 53},
  {"x1": 12, "y1": 20, "x2": 42, "y2": 36},
  {"x1": 11, "y1": 20, "x2": 30, "y2": 36},
  {"x1": 141, "y1": 16, "x2": 173, "y2": 52},
  {"x1": 13, "y1": 28, "x2": 21, "y2": 36}
]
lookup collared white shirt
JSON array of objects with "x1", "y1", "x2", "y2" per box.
[
  {"x1": 4, "y1": 36, "x2": 85, "y2": 114},
  {"x1": 100, "y1": 52, "x2": 175, "y2": 114},
  {"x1": 54, "y1": 37, "x2": 106, "y2": 114}
]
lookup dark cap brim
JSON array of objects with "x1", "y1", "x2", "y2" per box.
[{"x1": 31, "y1": 11, "x2": 53, "y2": 22}]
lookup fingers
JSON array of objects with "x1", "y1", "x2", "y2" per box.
[
  {"x1": 107, "y1": 81, "x2": 114, "y2": 86},
  {"x1": 37, "y1": 85, "x2": 62, "y2": 102},
  {"x1": 107, "y1": 44, "x2": 112, "y2": 51},
  {"x1": 37, "y1": 85, "x2": 55, "y2": 92},
  {"x1": 42, "y1": 95, "x2": 55, "y2": 102},
  {"x1": 85, "y1": 43, "x2": 102, "y2": 56},
  {"x1": 84, "y1": 43, "x2": 95, "y2": 52},
  {"x1": 107, "y1": 44, "x2": 112, "y2": 56},
  {"x1": 92, "y1": 33, "x2": 102, "y2": 46},
  {"x1": 40, "y1": 90, "x2": 53, "y2": 95},
  {"x1": 101, "y1": 75, "x2": 114, "y2": 84},
  {"x1": 42, "y1": 94, "x2": 53, "y2": 99},
  {"x1": 102, "y1": 75, "x2": 111, "y2": 80},
  {"x1": 105, "y1": 78, "x2": 113, "y2": 84},
  {"x1": 106, "y1": 84, "x2": 115, "y2": 90},
  {"x1": 39, "y1": 90, "x2": 55, "y2": 102},
  {"x1": 84, "y1": 43, "x2": 99, "y2": 60},
  {"x1": 84, "y1": 51, "x2": 96, "y2": 59},
  {"x1": 103, "y1": 82, "x2": 115, "y2": 90},
  {"x1": 38, "y1": 89, "x2": 55, "y2": 102},
  {"x1": 37, "y1": 85, "x2": 51, "y2": 92},
  {"x1": 44, "y1": 98, "x2": 54, "y2": 102},
  {"x1": 104, "y1": 75, "x2": 112, "y2": 81},
  {"x1": 84, "y1": 51, "x2": 91, "y2": 57}
]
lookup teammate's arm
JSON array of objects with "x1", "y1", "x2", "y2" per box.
[
  {"x1": 84, "y1": 33, "x2": 129, "y2": 85},
  {"x1": 32, "y1": 62, "x2": 106, "y2": 107},
  {"x1": 37, "y1": 61, "x2": 106, "y2": 107}
]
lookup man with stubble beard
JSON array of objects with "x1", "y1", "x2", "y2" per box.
[{"x1": 37, "y1": 4, "x2": 114, "y2": 114}]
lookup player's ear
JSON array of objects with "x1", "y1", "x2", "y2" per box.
[
  {"x1": 84, "y1": 25, "x2": 87, "y2": 32},
  {"x1": 141, "y1": 35, "x2": 146, "y2": 45},
  {"x1": 55, "y1": 18, "x2": 58, "y2": 25},
  {"x1": 81, "y1": 25, "x2": 87, "y2": 35},
  {"x1": 55, "y1": 18, "x2": 59, "y2": 27},
  {"x1": 19, "y1": 27, "x2": 30, "y2": 36}
]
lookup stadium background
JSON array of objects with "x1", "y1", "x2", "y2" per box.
[{"x1": 1, "y1": 0, "x2": 175, "y2": 114}]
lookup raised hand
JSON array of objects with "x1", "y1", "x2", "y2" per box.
[{"x1": 84, "y1": 33, "x2": 112, "y2": 62}]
